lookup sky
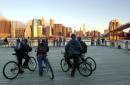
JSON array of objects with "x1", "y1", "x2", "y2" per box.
[{"x1": 0, "y1": 0, "x2": 130, "y2": 33}]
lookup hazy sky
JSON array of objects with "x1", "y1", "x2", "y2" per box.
[{"x1": 0, "y1": 0, "x2": 130, "y2": 33}]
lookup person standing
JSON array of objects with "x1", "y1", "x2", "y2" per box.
[
  {"x1": 37, "y1": 39, "x2": 49, "y2": 76},
  {"x1": 91, "y1": 37, "x2": 95, "y2": 46},
  {"x1": 63, "y1": 37, "x2": 66, "y2": 46}
]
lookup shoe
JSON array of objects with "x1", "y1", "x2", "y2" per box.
[
  {"x1": 39, "y1": 71, "x2": 43, "y2": 76},
  {"x1": 71, "y1": 73, "x2": 74, "y2": 78},
  {"x1": 18, "y1": 70, "x2": 24, "y2": 74},
  {"x1": 71, "y1": 75, "x2": 74, "y2": 78}
]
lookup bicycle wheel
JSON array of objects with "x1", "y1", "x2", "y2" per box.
[
  {"x1": 3, "y1": 61, "x2": 19, "y2": 79},
  {"x1": 78, "y1": 62, "x2": 92, "y2": 77},
  {"x1": 46, "y1": 62, "x2": 54, "y2": 80},
  {"x1": 60, "y1": 58, "x2": 69, "y2": 72},
  {"x1": 86, "y1": 57, "x2": 96, "y2": 71},
  {"x1": 28, "y1": 57, "x2": 37, "y2": 71}
]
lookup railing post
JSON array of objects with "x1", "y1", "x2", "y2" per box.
[{"x1": 125, "y1": 41, "x2": 128, "y2": 50}]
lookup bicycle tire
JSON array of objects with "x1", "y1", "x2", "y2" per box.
[
  {"x1": 46, "y1": 62, "x2": 54, "y2": 80},
  {"x1": 3, "y1": 61, "x2": 19, "y2": 79},
  {"x1": 78, "y1": 62, "x2": 92, "y2": 77},
  {"x1": 28, "y1": 57, "x2": 37, "y2": 71},
  {"x1": 86, "y1": 57, "x2": 96, "y2": 71},
  {"x1": 60, "y1": 58, "x2": 70, "y2": 72}
]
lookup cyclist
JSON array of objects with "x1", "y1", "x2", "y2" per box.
[
  {"x1": 65, "y1": 34, "x2": 82, "y2": 77},
  {"x1": 77, "y1": 36, "x2": 87, "y2": 54},
  {"x1": 15, "y1": 39, "x2": 32, "y2": 73},
  {"x1": 36, "y1": 39, "x2": 49, "y2": 76}
]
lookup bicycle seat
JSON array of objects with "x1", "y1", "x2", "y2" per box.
[{"x1": 12, "y1": 53, "x2": 17, "y2": 55}]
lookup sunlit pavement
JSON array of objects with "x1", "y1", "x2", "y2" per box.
[{"x1": 0, "y1": 46, "x2": 130, "y2": 85}]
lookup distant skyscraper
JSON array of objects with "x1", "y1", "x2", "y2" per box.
[
  {"x1": 83, "y1": 24, "x2": 86, "y2": 35},
  {"x1": 11, "y1": 21, "x2": 16, "y2": 38},
  {"x1": 32, "y1": 18, "x2": 38, "y2": 37},
  {"x1": 50, "y1": 18, "x2": 54, "y2": 35},
  {"x1": 41, "y1": 16, "x2": 44, "y2": 26},
  {"x1": 37, "y1": 19, "x2": 41, "y2": 25},
  {"x1": 37, "y1": 26, "x2": 43, "y2": 37},
  {"x1": 25, "y1": 20, "x2": 32, "y2": 38}
]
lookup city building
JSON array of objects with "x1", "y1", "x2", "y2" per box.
[
  {"x1": 32, "y1": 18, "x2": 38, "y2": 37},
  {"x1": 37, "y1": 25, "x2": 43, "y2": 37},
  {"x1": 0, "y1": 16, "x2": 11, "y2": 38},
  {"x1": 13, "y1": 21, "x2": 26, "y2": 38},
  {"x1": 25, "y1": 20, "x2": 32, "y2": 38},
  {"x1": 85, "y1": 30, "x2": 100, "y2": 39},
  {"x1": 11, "y1": 21, "x2": 16, "y2": 38},
  {"x1": 45, "y1": 26, "x2": 51, "y2": 37},
  {"x1": 66, "y1": 27, "x2": 72, "y2": 37},
  {"x1": 62, "y1": 26, "x2": 67, "y2": 37},
  {"x1": 50, "y1": 18, "x2": 54, "y2": 35},
  {"x1": 83, "y1": 24, "x2": 87, "y2": 36},
  {"x1": 41, "y1": 16, "x2": 44, "y2": 26},
  {"x1": 15, "y1": 28, "x2": 25, "y2": 38},
  {"x1": 54, "y1": 24, "x2": 63, "y2": 36}
]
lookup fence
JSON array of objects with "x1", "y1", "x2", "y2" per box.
[{"x1": 0, "y1": 38, "x2": 130, "y2": 50}]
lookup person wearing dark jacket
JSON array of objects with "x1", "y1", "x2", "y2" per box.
[
  {"x1": 65, "y1": 34, "x2": 82, "y2": 77},
  {"x1": 77, "y1": 36, "x2": 87, "y2": 54},
  {"x1": 15, "y1": 39, "x2": 31, "y2": 73},
  {"x1": 37, "y1": 39, "x2": 49, "y2": 76}
]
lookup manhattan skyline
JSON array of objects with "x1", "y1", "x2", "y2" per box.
[{"x1": 0, "y1": 0, "x2": 130, "y2": 33}]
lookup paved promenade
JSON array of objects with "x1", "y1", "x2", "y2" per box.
[{"x1": 0, "y1": 46, "x2": 130, "y2": 85}]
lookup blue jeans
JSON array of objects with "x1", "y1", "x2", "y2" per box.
[{"x1": 37, "y1": 56, "x2": 48, "y2": 76}]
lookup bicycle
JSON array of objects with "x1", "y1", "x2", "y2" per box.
[
  {"x1": 40, "y1": 57, "x2": 54, "y2": 80},
  {"x1": 60, "y1": 52, "x2": 93, "y2": 77},
  {"x1": 81, "y1": 54, "x2": 96, "y2": 71},
  {"x1": 35, "y1": 48, "x2": 54, "y2": 80},
  {"x1": 3, "y1": 52, "x2": 37, "y2": 79}
]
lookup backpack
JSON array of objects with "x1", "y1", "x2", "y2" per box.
[
  {"x1": 80, "y1": 41, "x2": 87, "y2": 53},
  {"x1": 22, "y1": 43, "x2": 32, "y2": 52}
]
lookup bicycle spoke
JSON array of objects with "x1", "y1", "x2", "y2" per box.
[{"x1": 28, "y1": 57, "x2": 37, "y2": 71}]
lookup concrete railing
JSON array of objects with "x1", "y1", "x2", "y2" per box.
[
  {"x1": 112, "y1": 40, "x2": 130, "y2": 50},
  {"x1": 84, "y1": 39, "x2": 130, "y2": 50},
  {"x1": 1, "y1": 38, "x2": 130, "y2": 50}
]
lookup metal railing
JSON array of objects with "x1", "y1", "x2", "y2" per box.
[{"x1": 0, "y1": 38, "x2": 130, "y2": 50}]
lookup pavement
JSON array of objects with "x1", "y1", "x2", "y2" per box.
[{"x1": 0, "y1": 46, "x2": 130, "y2": 85}]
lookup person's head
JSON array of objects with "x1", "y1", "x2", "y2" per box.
[
  {"x1": 77, "y1": 36, "x2": 81, "y2": 41},
  {"x1": 16, "y1": 38, "x2": 20, "y2": 43},
  {"x1": 71, "y1": 34, "x2": 76, "y2": 39}
]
